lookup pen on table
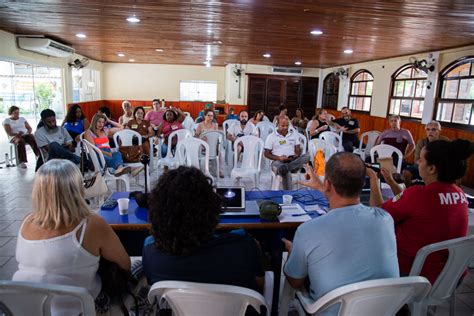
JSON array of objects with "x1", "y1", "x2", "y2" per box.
[{"x1": 291, "y1": 212, "x2": 317, "y2": 217}]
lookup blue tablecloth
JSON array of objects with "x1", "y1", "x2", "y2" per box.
[{"x1": 99, "y1": 188, "x2": 328, "y2": 226}]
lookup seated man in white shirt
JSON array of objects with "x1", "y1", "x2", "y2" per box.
[
  {"x1": 226, "y1": 110, "x2": 258, "y2": 157},
  {"x1": 264, "y1": 115, "x2": 310, "y2": 190}
]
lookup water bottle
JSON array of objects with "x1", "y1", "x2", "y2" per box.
[{"x1": 5, "y1": 153, "x2": 10, "y2": 167}]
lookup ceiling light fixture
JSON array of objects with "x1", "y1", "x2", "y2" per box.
[
  {"x1": 117, "y1": 53, "x2": 125, "y2": 57},
  {"x1": 155, "y1": 49, "x2": 164, "y2": 52},
  {"x1": 129, "y1": 59, "x2": 135, "y2": 62},
  {"x1": 310, "y1": 30, "x2": 323, "y2": 35},
  {"x1": 263, "y1": 53, "x2": 271, "y2": 58},
  {"x1": 75, "y1": 33, "x2": 87, "y2": 38},
  {"x1": 126, "y1": 15, "x2": 140, "y2": 23},
  {"x1": 205, "y1": 62, "x2": 211, "y2": 68},
  {"x1": 295, "y1": 61, "x2": 302, "y2": 66},
  {"x1": 344, "y1": 49, "x2": 353, "y2": 54}
]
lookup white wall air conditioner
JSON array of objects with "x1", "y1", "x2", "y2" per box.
[
  {"x1": 17, "y1": 37, "x2": 75, "y2": 58},
  {"x1": 272, "y1": 67, "x2": 303, "y2": 75}
]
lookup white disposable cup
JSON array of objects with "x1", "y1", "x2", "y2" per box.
[
  {"x1": 117, "y1": 198, "x2": 129, "y2": 215},
  {"x1": 282, "y1": 195, "x2": 293, "y2": 205}
]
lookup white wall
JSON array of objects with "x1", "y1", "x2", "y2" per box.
[
  {"x1": 0, "y1": 29, "x2": 103, "y2": 104},
  {"x1": 102, "y1": 63, "x2": 226, "y2": 101},
  {"x1": 225, "y1": 64, "x2": 321, "y2": 105},
  {"x1": 319, "y1": 45, "x2": 474, "y2": 122}
]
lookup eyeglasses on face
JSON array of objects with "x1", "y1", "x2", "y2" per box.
[{"x1": 426, "y1": 128, "x2": 439, "y2": 131}]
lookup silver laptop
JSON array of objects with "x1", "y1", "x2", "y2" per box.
[{"x1": 217, "y1": 186, "x2": 260, "y2": 216}]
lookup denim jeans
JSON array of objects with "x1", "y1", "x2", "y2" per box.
[
  {"x1": 48, "y1": 142, "x2": 80, "y2": 164},
  {"x1": 102, "y1": 148, "x2": 124, "y2": 170}
]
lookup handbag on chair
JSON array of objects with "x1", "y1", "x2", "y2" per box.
[
  {"x1": 119, "y1": 145, "x2": 144, "y2": 163},
  {"x1": 84, "y1": 172, "x2": 109, "y2": 199}
]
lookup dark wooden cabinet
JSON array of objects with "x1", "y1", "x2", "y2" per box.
[{"x1": 246, "y1": 74, "x2": 318, "y2": 119}]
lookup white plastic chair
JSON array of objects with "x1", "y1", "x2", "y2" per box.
[
  {"x1": 182, "y1": 115, "x2": 195, "y2": 133},
  {"x1": 183, "y1": 111, "x2": 191, "y2": 117},
  {"x1": 223, "y1": 119, "x2": 240, "y2": 166},
  {"x1": 354, "y1": 130, "x2": 381, "y2": 160},
  {"x1": 148, "y1": 280, "x2": 269, "y2": 316},
  {"x1": 256, "y1": 121, "x2": 276, "y2": 142},
  {"x1": 176, "y1": 137, "x2": 212, "y2": 179},
  {"x1": 83, "y1": 139, "x2": 130, "y2": 192},
  {"x1": 309, "y1": 139, "x2": 337, "y2": 162},
  {"x1": 409, "y1": 235, "x2": 474, "y2": 316},
  {"x1": 370, "y1": 144, "x2": 403, "y2": 173},
  {"x1": 319, "y1": 131, "x2": 343, "y2": 152},
  {"x1": 230, "y1": 136, "x2": 264, "y2": 187},
  {"x1": 113, "y1": 129, "x2": 150, "y2": 187},
  {"x1": 305, "y1": 120, "x2": 313, "y2": 142},
  {"x1": 8, "y1": 142, "x2": 19, "y2": 166},
  {"x1": 156, "y1": 129, "x2": 192, "y2": 171},
  {"x1": 200, "y1": 131, "x2": 224, "y2": 178},
  {"x1": 0, "y1": 280, "x2": 95, "y2": 316},
  {"x1": 279, "y1": 277, "x2": 430, "y2": 316},
  {"x1": 296, "y1": 132, "x2": 307, "y2": 155}
]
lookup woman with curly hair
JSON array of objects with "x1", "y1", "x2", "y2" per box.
[
  {"x1": 62, "y1": 104, "x2": 89, "y2": 144},
  {"x1": 142, "y1": 166, "x2": 264, "y2": 291}
]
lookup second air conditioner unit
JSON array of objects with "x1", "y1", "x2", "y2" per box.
[
  {"x1": 17, "y1": 36, "x2": 75, "y2": 58},
  {"x1": 272, "y1": 67, "x2": 303, "y2": 75}
]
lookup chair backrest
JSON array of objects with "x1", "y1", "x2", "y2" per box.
[
  {"x1": 176, "y1": 137, "x2": 210, "y2": 174},
  {"x1": 370, "y1": 144, "x2": 403, "y2": 173},
  {"x1": 164, "y1": 129, "x2": 192, "y2": 158},
  {"x1": 223, "y1": 119, "x2": 239, "y2": 138},
  {"x1": 297, "y1": 277, "x2": 430, "y2": 316},
  {"x1": 305, "y1": 120, "x2": 313, "y2": 141},
  {"x1": 200, "y1": 131, "x2": 223, "y2": 158},
  {"x1": 148, "y1": 280, "x2": 268, "y2": 316},
  {"x1": 0, "y1": 280, "x2": 96, "y2": 316},
  {"x1": 320, "y1": 131, "x2": 343, "y2": 151},
  {"x1": 309, "y1": 139, "x2": 337, "y2": 162},
  {"x1": 83, "y1": 139, "x2": 106, "y2": 173},
  {"x1": 409, "y1": 235, "x2": 474, "y2": 304},
  {"x1": 233, "y1": 135, "x2": 264, "y2": 171},
  {"x1": 113, "y1": 129, "x2": 142, "y2": 147},
  {"x1": 183, "y1": 111, "x2": 191, "y2": 117},
  {"x1": 297, "y1": 132, "x2": 307, "y2": 154},
  {"x1": 357, "y1": 131, "x2": 381, "y2": 155},
  {"x1": 182, "y1": 115, "x2": 195, "y2": 132},
  {"x1": 256, "y1": 121, "x2": 275, "y2": 141}
]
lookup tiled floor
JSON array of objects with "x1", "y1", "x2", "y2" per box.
[{"x1": 0, "y1": 154, "x2": 473, "y2": 315}]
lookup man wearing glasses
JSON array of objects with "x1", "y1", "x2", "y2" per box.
[{"x1": 403, "y1": 120, "x2": 449, "y2": 186}]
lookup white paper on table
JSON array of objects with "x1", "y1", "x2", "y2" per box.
[
  {"x1": 278, "y1": 203, "x2": 311, "y2": 222},
  {"x1": 304, "y1": 204, "x2": 328, "y2": 215}
]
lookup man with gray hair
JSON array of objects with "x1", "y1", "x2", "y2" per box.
[
  {"x1": 282, "y1": 152, "x2": 399, "y2": 315},
  {"x1": 403, "y1": 120, "x2": 449, "y2": 185}
]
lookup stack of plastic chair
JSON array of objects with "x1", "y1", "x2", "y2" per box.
[
  {"x1": 176, "y1": 137, "x2": 212, "y2": 180},
  {"x1": 230, "y1": 135, "x2": 263, "y2": 187},
  {"x1": 182, "y1": 115, "x2": 195, "y2": 134},
  {"x1": 156, "y1": 129, "x2": 192, "y2": 172}
]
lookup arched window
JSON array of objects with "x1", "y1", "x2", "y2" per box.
[
  {"x1": 348, "y1": 70, "x2": 373, "y2": 112},
  {"x1": 389, "y1": 64, "x2": 427, "y2": 119},
  {"x1": 322, "y1": 73, "x2": 339, "y2": 109},
  {"x1": 436, "y1": 56, "x2": 474, "y2": 126}
]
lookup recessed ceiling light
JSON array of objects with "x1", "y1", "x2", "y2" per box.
[
  {"x1": 117, "y1": 53, "x2": 125, "y2": 57},
  {"x1": 129, "y1": 59, "x2": 135, "y2": 62},
  {"x1": 310, "y1": 30, "x2": 323, "y2": 35},
  {"x1": 205, "y1": 62, "x2": 211, "y2": 68},
  {"x1": 295, "y1": 61, "x2": 302, "y2": 66},
  {"x1": 155, "y1": 49, "x2": 164, "y2": 52},
  {"x1": 126, "y1": 15, "x2": 140, "y2": 23},
  {"x1": 344, "y1": 49, "x2": 353, "y2": 54},
  {"x1": 75, "y1": 33, "x2": 87, "y2": 38},
  {"x1": 263, "y1": 53, "x2": 271, "y2": 58}
]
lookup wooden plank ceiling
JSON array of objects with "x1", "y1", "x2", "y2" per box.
[{"x1": 0, "y1": 0, "x2": 473, "y2": 68}]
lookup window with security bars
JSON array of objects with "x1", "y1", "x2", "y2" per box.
[
  {"x1": 180, "y1": 80, "x2": 217, "y2": 102},
  {"x1": 348, "y1": 70, "x2": 373, "y2": 112},
  {"x1": 435, "y1": 57, "x2": 474, "y2": 127},
  {"x1": 389, "y1": 64, "x2": 427, "y2": 119}
]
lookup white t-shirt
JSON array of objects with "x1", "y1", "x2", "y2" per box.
[
  {"x1": 264, "y1": 129, "x2": 300, "y2": 157},
  {"x1": 227, "y1": 121, "x2": 257, "y2": 138},
  {"x1": 2, "y1": 117, "x2": 28, "y2": 139}
]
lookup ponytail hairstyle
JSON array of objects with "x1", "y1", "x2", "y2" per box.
[{"x1": 424, "y1": 139, "x2": 474, "y2": 183}]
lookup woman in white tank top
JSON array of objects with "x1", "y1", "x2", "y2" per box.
[{"x1": 13, "y1": 159, "x2": 131, "y2": 315}]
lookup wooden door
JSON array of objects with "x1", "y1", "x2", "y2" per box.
[
  {"x1": 266, "y1": 78, "x2": 285, "y2": 119},
  {"x1": 301, "y1": 78, "x2": 319, "y2": 118},
  {"x1": 322, "y1": 73, "x2": 339, "y2": 109},
  {"x1": 247, "y1": 76, "x2": 267, "y2": 115},
  {"x1": 285, "y1": 79, "x2": 301, "y2": 117}
]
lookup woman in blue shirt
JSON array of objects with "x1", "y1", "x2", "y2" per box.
[{"x1": 62, "y1": 104, "x2": 90, "y2": 144}]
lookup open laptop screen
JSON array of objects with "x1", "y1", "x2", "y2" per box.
[{"x1": 216, "y1": 187, "x2": 245, "y2": 210}]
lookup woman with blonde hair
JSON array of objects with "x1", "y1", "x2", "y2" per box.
[
  {"x1": 308, "y1": 108, "x2": 332, "y2": 139},
  {"x1": 84, "y1": 113, "x2": 131, "y2": 177},
  {"x1": 13, "y1": 159, "x2": 130, "y2": 314}
]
